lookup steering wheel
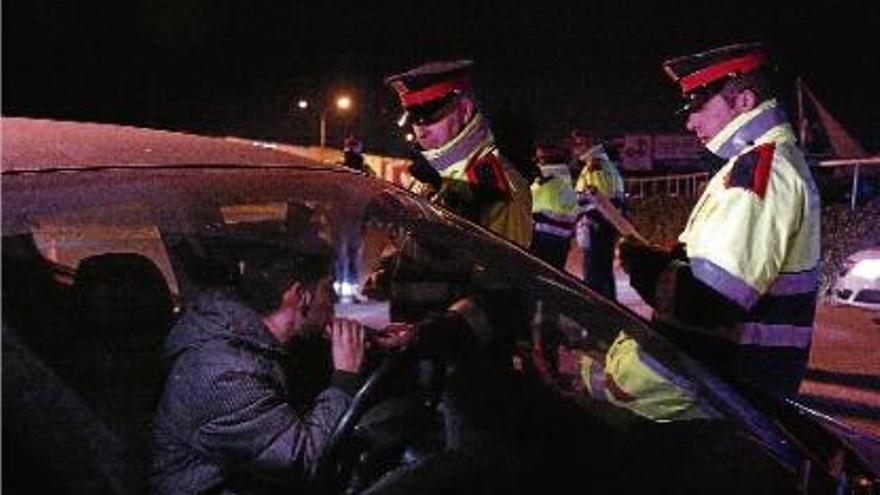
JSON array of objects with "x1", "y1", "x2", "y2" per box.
[{"x1": 313, "y1": 347, "x2": 444, "y2": 494}]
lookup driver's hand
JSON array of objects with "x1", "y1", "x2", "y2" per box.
[
  {"x1": 372, "y1": 322, "x2": 415, "y2": 350},
  {"x1": 328, "y1": 318, "x2": 365, "y2": 373}
]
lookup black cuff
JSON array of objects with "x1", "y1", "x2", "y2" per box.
[
  {"x1": 624, "y1": 247, "x2": 672, "y2": 307},
  {"x1": 671, "y1": 266, "x2": 747, "y2": 328},
  {"x1": 330, "y1": 371, "x2": 362, "y2": 396}
]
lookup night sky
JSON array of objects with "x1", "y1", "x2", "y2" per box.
[{"x1": 4, "y1": 0, "x2": 879, "y2": 156}]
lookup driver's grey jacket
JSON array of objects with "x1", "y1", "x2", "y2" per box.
[{"x1": 151, "y1": 289, "x2": 358, "y2": 495}]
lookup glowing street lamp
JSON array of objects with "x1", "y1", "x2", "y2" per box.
[
  {"x1": 319, "y1": 94, "x2": 353, "y2": 148},
  {"x1": 296, "y1": 94, "x2": 354, "y2": 148},
  {"x1": 336, "y1": 95, "x2": 352, "y2": 111}
]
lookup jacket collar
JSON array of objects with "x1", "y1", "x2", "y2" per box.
[
  {"x1": 706, "y1": 99, "x2": 789, "y2": 159},
  {"x1": 420, "y1": 112, "x2": 494, "y2": 172}
]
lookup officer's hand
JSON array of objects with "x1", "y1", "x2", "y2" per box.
[
  {"x1": 328, "y1": 318, "x2": 365, "y2": 373},
  {"x1": 372, "y1": 322, "x2": 416, "y2": 350},
  {"x1": 619, "y1": 236, "x2": 675, "y2": 307},
  {"x1": 618, "y1": 235, "x2": 652, "y2": 275},
  {"x1": 361, "y1": 268, "x2": 388, "y2": 301}
]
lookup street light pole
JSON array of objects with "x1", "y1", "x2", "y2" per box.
[
  {"x1": 320, "y1": 110, "x2": 327, "y2": 148},
  {"x1": 297, "y1": 94, "x2": 352, "y2": 149}
]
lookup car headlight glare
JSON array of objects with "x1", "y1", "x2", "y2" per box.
[{"x1": 850, "y1": 259, "x2": 880, "y2": 280}]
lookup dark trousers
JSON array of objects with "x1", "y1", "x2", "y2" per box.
[
  {"x1": 582, "y1": 222, "x2": 618, "y2": 301},
  {"x1": 529, "y1": 232, "x2": 570, "y2": 271}
]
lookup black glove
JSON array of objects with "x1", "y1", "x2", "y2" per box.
[
  {"x1": 618, "y1": 236, "x2": 672, "y2": 306},
  {"x1": 407, "y1": 149, "x2": 441, "y2": 189}
]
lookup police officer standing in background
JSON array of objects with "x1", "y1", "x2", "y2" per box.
[
  {"x1": 340, "y1": 135, "x2": 375, "y2": 177},
  {"x1": 530, "y1": 143, "x2": 579, "y2": 270},
  {"x1": 572, "y1": 130, "x2": 626, "y2": 300},
  {"x1": 619, "y1": 42, "x2": 820, "y2": 397}
]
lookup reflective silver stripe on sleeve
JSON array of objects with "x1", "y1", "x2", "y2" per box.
[
  {"x1": 536, "y1": 210, "x2": 578, "y2": 225},
  {"x1": 767, "y1": 268, "x2": 819, "y2": 296},
  {"x1": 691, "y1": 257, "x2": 761, "y2": 311},
  {"x1": 534, "y1": 222, "x2": 574, "y2": 238},
  {"x1": 729, "y1": 323, "x2": 813, "y2": 349}
]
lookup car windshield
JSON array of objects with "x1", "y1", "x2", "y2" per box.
[{"x1": 8, "y1": 161, "x2": 863, "y2": 492}]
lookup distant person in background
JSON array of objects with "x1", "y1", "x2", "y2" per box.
[
  {"x1": 619, "y1": 42, "x2": 820, "y2": 396},
  {"x1": 530, "y1": 143, "x2": 578, "y2": 270},
  {"x1": 572, "y1": 130, "x2": 626, "y2": 300},
  {"x1": 341, "y1": 135, "x2": 375, "y2": 177}
]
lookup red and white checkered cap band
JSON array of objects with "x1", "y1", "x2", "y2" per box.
[
  {"x1": 679, "y1": 51, "x2": 766, "y2": 94},
  {"x1": 396, "y1": 78, "x2": 470, "y2": 107}
]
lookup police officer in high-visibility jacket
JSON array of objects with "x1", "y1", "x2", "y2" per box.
[
  {"x1": 366, "y1": 60, "x2": 532, "y2": 322},
  {"x1": 387, "y1": 60, "x2": 533, "y2": 248},
  {"x1": 620, "y1": 42, "x2": 821, "y2": 397},
  {"x1": 530, "y1": 143, "x2": 579, "y2": 270},
  {"x1": 573, "y1": 130, "x2": 626, "y2": 300}
]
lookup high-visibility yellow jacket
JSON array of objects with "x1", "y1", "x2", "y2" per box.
[
  {"x1": 671, "y1": 99, "x2": 821, "y2": 351},
  {"x1": 531, "y1": 163, "x2": 579, "y2": 241},
  {"x1": 574, "y1": 144, "x2": 625, "y2": 201},
  {"x1": 410, "y1": 113, "x2": 533, "y2": 248}
]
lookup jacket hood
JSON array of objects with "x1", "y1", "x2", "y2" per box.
[{"x1": 164, "y1": 288, "x2": 284, "y2": 363}]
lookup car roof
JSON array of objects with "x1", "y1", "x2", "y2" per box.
[{"x1": 1, "y1": 117, "x2": 326, "y2": 173}]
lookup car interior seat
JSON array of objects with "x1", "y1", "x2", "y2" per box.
[
  {"x1": 1, "y1": 234, "x2": 73, "y2": 363},
  {"x1": 67, "y1": 252, "x2": 176, "y2": 487}
]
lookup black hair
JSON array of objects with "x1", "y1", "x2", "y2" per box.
[{"x1": 237, "y1": 246, "x2": 333, "y2": 315}]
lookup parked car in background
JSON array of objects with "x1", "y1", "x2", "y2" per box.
[
  {"x1": 3, "y1": 118, "x2": 878, "y2": 494},
  {"x1": 833, "y1": 248, "x2": 880, "y2": 310}
]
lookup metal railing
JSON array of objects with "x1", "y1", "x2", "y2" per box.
[
  {"x1": 816, "y1": 156, "x2": 880, "y2": 211},
  {"x1": 624, "y1": 172, "x2": 709, "y2": 199}
]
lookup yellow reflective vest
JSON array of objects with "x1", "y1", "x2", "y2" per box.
[
  {"x1": 531, "y1": 163, "x2": 579, "y2": 240},
  {"x1": 574, "y1": 144, "x2": 625, "y2": 200}
]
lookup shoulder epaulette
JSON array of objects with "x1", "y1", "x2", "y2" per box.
[
  {"x1": 464, "y1": 153, "x2": 510, "y2": 194},
  {"x1": 726, "y1": 143, "x2": 775, "y2": 198}
]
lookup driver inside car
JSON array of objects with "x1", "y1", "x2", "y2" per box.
[{"x1": 151, "y1": 246, "x2": 369, "y2": 495}]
